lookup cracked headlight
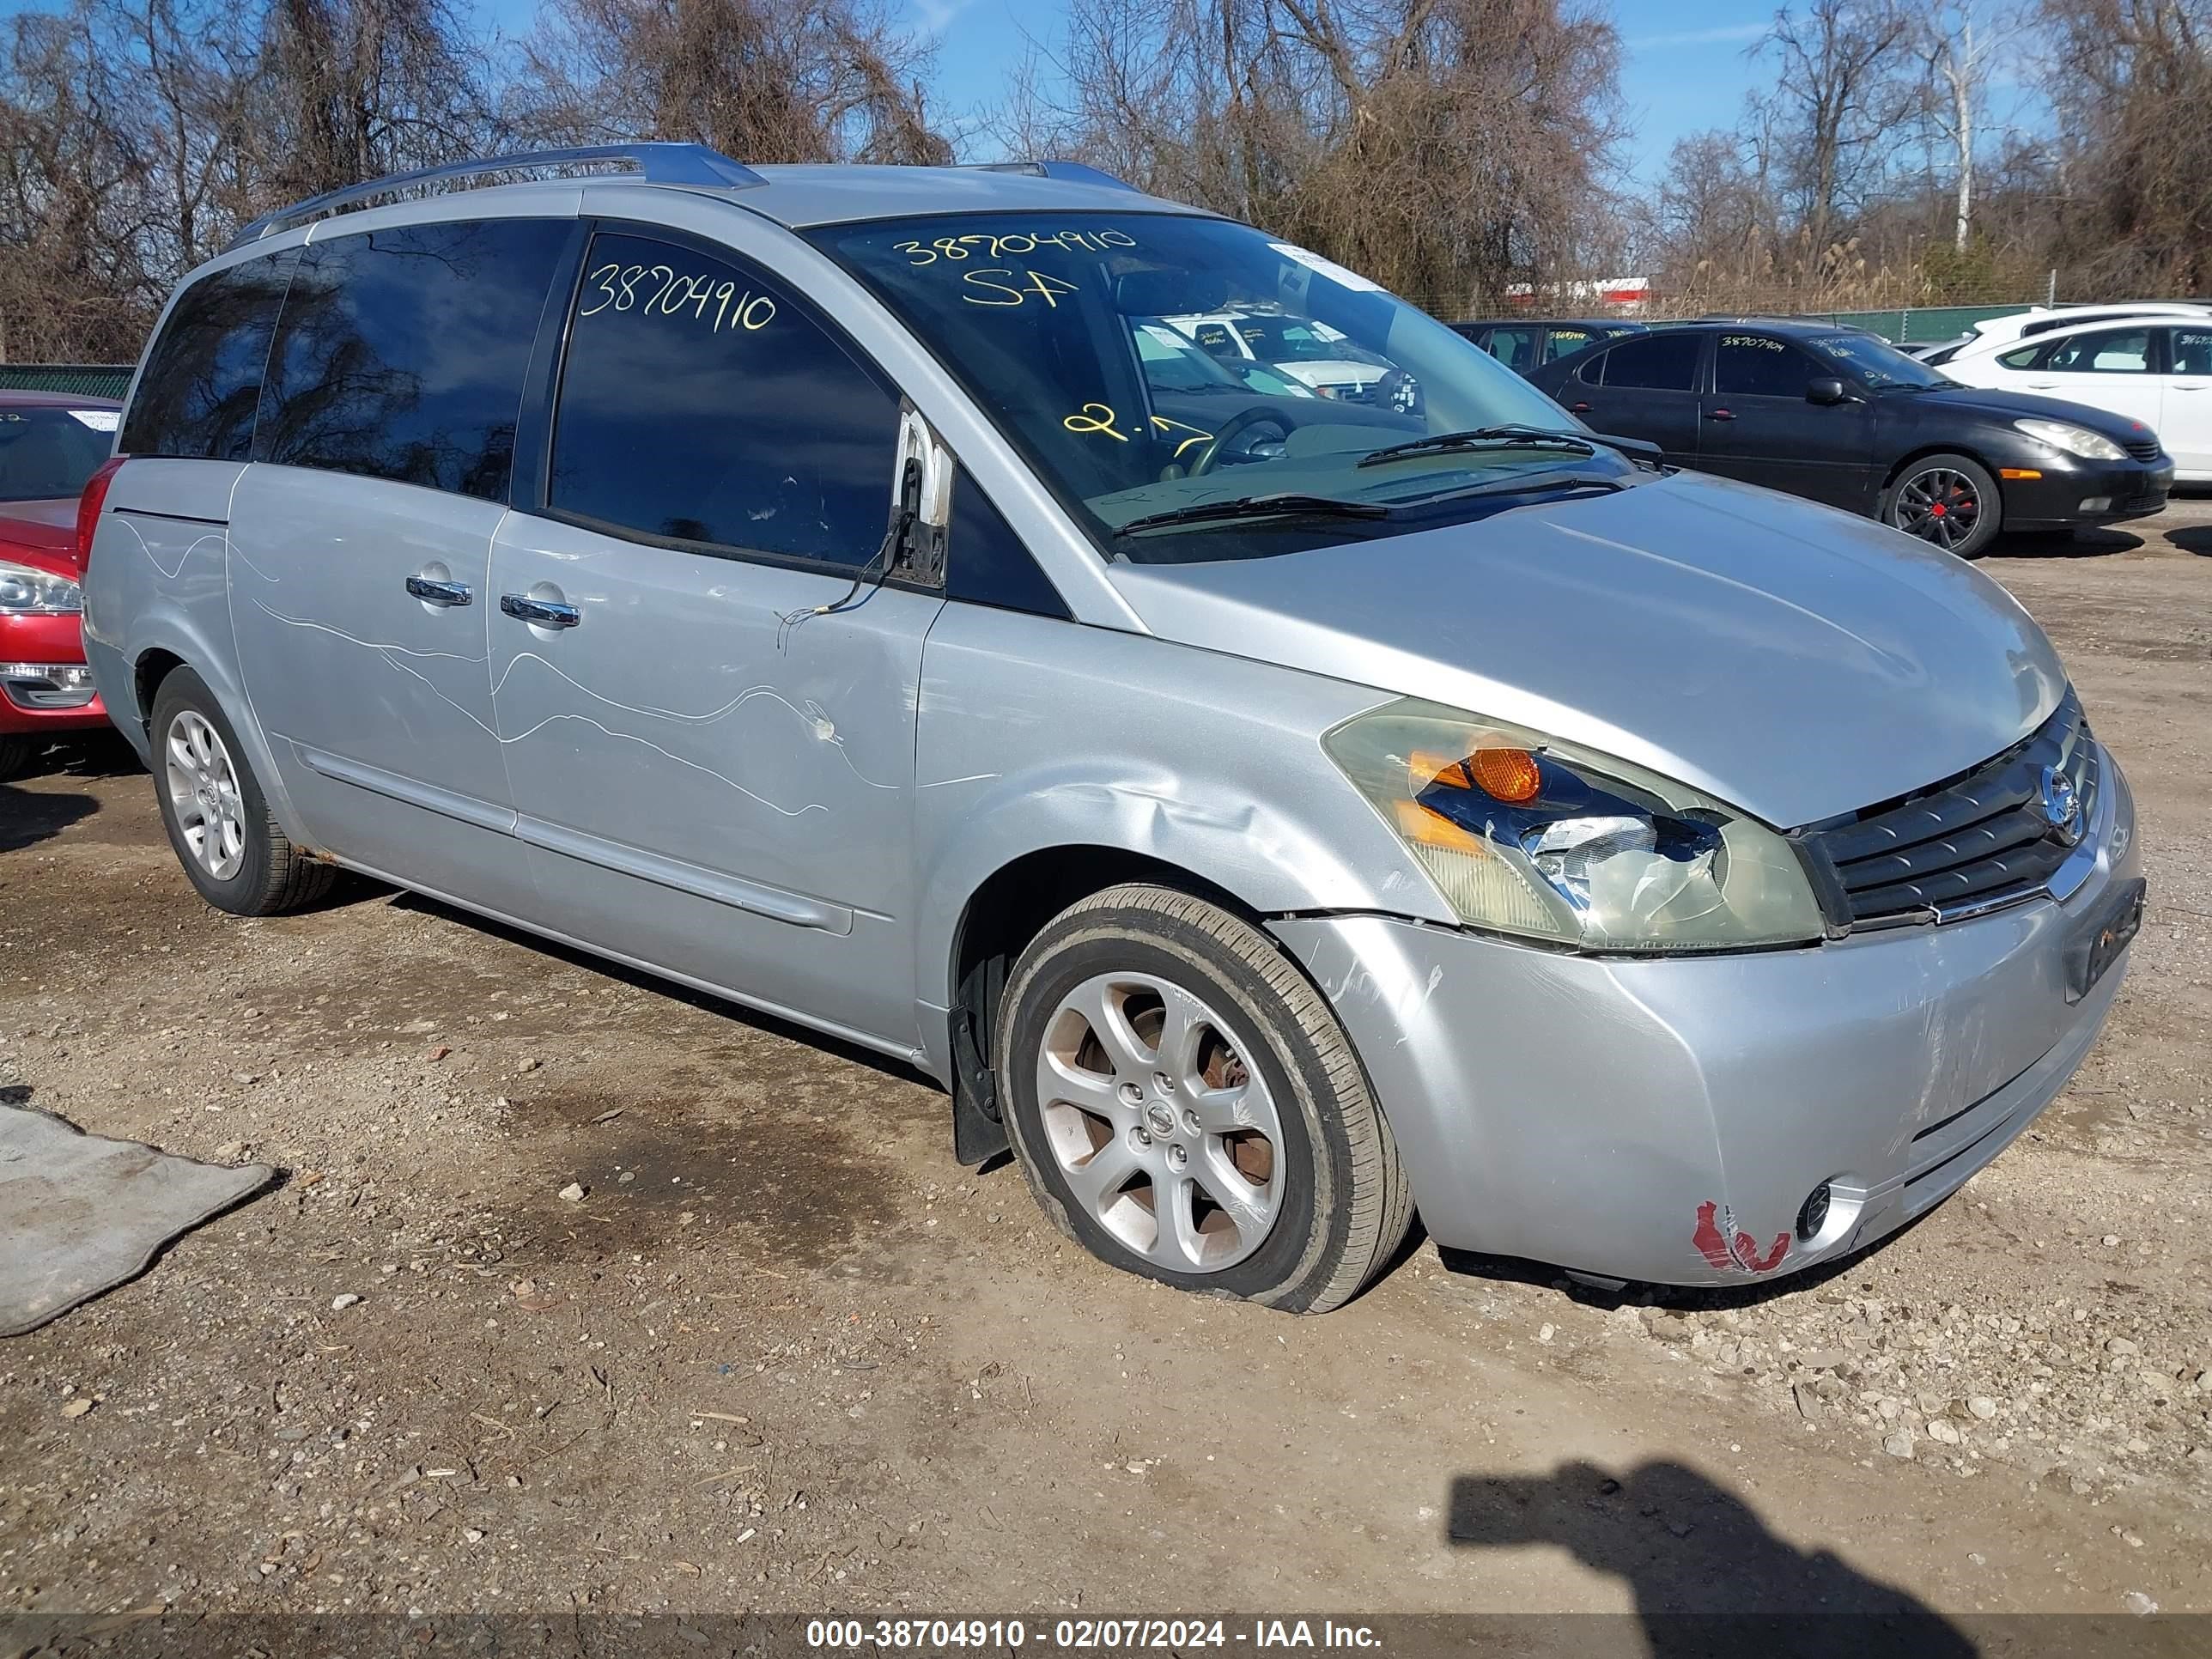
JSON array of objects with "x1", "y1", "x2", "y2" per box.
[
  {"x1": 2013, "y1": 418, "x2": 2128, "y2": 462},
  {"x1": 1323, "y1": 699, "x2": 1824, "y2": 953}
]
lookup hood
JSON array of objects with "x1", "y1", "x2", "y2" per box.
[
  {"x1": 1920, "y1": 382, "x2": 2159, "y2": 443},
  {"x1": 1107, "y1": 469, "x2": 2066, "y2": 829},
  {"x1": 0, "y1": 500, "x2": 80, "y2": 578}
]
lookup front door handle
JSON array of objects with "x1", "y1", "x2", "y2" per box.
[
  {"x1": 1707, "y1": 407, "x2": 1736, "y2": 421},
  {"x1": 1568, "y1": 401, "x2": 1592, "y2": 414},
  {"x1": 405, "y1": 574, "x2": 472, "y2": 606},
  {"x1": 501, "y1": 593, "x2": 580, "y2": 629}
]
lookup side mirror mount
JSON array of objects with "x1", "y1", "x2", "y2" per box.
[{"x1": 1806, "y1": 376, "x2": 1852, "y2": 406}]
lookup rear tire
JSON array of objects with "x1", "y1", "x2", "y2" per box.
[
  {"x1": 1883, "y1": 452, "x2": 2000, "y2": 558},
  {"x1": 995, "y1": 883, "x2": 1413, "y2": 1314},
  {"x1": 149, "y1": 667, "x2": 335, "y2": 916}
]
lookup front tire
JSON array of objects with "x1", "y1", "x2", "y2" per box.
[
  {"x1": 0, "y1": 733, "x2": 37, "y2": 783},
  {"x1": 995, "y1": 883, "x2": 1412, "y2": 1313},
  {"x1": 149, "y1": 667, "x2": 335, "y2": 916},
  {"x1": 1884, "y1": 452, "x2": 2000, "y2": 558}
]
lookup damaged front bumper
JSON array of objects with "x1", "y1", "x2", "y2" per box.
[{"x1": 1270, "y1": 750, "x2": 2142, "y2": 1288}]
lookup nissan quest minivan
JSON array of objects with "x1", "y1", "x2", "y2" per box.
[{"x1": 79, "y1": 147, "x2": 2145, "y2": 1311}]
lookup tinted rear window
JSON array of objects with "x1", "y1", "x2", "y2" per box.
[
  {"x1": 0, "y1": 406, "x2": 117, "y2": 501},
  {"x1": 1597, "y1": 332, "x2": 1701, "y2": 391},
  {"x1": 120, "y1": 251, "x2": 297, "y2": 461},
  {"x1": 258, "y1": 219, "x2": 567, "y2": 501}
]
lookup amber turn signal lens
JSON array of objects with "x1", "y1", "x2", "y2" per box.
[
  {"x1": 1467, "y1": 747, "x2": 1542, "y2": 803},
  {"x1": 1409, "y1": 749, "x2": 1472, "y2": 791},
  {"x1": 1394, "y1": 799, "x2": 1488, "y2": 856}
]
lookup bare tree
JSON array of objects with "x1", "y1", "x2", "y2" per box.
[
  {"x1": 1747, "y1": 0, "x2": 1914, "y2": 266},
  {"x1": 1026, "y1": 0, "x2": 1626, "y2": 314},
  {"x1": 508, "y1": 0, "x2": 950, "y2": 166},
  {"x1": 2037, "y1": 0, "x2": 2212, "y2": 293},
  {"x1": 1915, "y1": 2, "x2": 1992, "y2": 250}
]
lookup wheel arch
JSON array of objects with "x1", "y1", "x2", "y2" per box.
[
  {"x1": 1880, "y1": 442, "x2": 2004, "y2": 496},
  {"x1": 941, "y1": 844, "x2": 1266, "y2": 1165},
  {"x1": 128, "y1": 632, "x2": 309, "y2": 848}
]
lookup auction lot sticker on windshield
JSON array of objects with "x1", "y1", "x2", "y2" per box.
[
  {"x1": 69, "y1": 409, "x2": 121, "y2": 431},
  {"x1": 1268, "y1": 242, "x2": 1383, "y2": 292}
]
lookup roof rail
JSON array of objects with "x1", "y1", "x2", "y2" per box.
[
  {"x1": 225, "y1": 143, "x2": 767, "y2": 251},
  {"x1": 968, "y1": 160, "x2": 1140, "y2": 192}
]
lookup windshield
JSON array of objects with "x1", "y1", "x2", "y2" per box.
[
  {"x1": 811, "y1": 212, "x2": 1624, "y2": 561},
  {"x1": 1131, "y1": 322, "x2": 1310, "y2": 398},
  {"x1": 1805, "y1": 332, "x2": 1954, "y2": 391},
  {"x1": 0, "y1": 405, "x2": 116, "y2": 502}
]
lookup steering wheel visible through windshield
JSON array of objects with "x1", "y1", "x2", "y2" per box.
[{"x1": 812, "y1": 212, "x2": 1632, "y2": 561}]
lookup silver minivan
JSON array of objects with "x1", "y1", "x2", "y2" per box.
[{"x1": 80, "y1": 147, "x2": 2143, "y2": 1311}]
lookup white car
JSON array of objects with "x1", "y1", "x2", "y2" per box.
[
  {"x1": 1936, "y1": 304, "x2": 2212, "y2": 480},
  {"x1": 1163, "y1": 310, "x2": 1400, "y2": 402}
]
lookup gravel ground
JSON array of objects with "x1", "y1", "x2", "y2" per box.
[{"x1": 1, "y1": 503, "x2": 2209, "y2": 1627}]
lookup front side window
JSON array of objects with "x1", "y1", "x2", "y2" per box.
[
  {"x1": 1714, "y1": 334, "x2": 1823, "y2": 398},
  {"x1": 2039, "y1": 327, "x2": 2154, "y2": 374},
  {"x1": 258, "y1": 218, "x2": 567, "y2": 501},
  {"x1": 120, "y1": 251, "x2": 297, "y2": 462},
  {"x1": 811, "y1": 213, "x2": 1613, "y2": 563},
  {"x1": 1598, "y1": 332, "x2": 1702, "y2": 391},
  {"x1": 0, "y1": 406, "x2": 118, "y2": 501},
  {"x1": 549, "y1": 232, "x2": 900, "y2": 567},
  {"x1": 1803, "y1": 332, "x2": 1950, "y2": 390}
]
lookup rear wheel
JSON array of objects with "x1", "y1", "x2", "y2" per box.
[
  {"x1": 149, "y1": 667, "x2": 335, "y2": 915},
  {"x1": 1884, "y1": 452, "x2": 2000, "y2": 558},
  {"x1": 996, "y1": 883, "x2": 1412, "y2": 1313}
]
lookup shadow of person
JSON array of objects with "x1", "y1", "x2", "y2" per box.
[
  {"x1": 1446, "y1": 1459, "x2": 1974, "y2": 1658},
  {"x1": 0, "y1": 779, "x2": 98, "y2": 854}
]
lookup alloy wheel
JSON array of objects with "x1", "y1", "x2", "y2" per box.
[
  {"x1": 164, "y1": 709, "x2": 246, "y2": 881},
  {"x1": 1893, "y1": 465, "x2": 1982, "y2": 550},
  {"x1": 1034, "y1": 970, "x2": 1284, "y2": 1273}
]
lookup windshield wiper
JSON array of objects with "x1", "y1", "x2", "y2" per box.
[
  {"x1": 1356, "y1": 424, "x2": 1659, "y2": 469},
  {"x1": 1113, "y1": 493, "x2": 1391, "y2": 537},
  {"x1": 1392, "y1": 471, "x2": 1631, "y2": 508}
]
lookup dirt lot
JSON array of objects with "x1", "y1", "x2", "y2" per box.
[{"x1": 3, "y1": 503, "x2": 2209, "y2": 1635}]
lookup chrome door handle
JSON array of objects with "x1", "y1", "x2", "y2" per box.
[
  {"x1": 500, "y1": 593, "x2": 580, "y2": 629},
  {"x1": 405, "y1": 574, "x2": 472, "y2": 606}
]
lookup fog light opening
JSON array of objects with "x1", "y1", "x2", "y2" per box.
[
  {"x1": 1795, "y1": 1176, "x2": 1867, "y2": 1251},
  {"x1": 1796, "y1": 1183, "x2": 1832, "y2": 1243}
]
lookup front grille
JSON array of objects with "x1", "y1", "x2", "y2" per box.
[
  {"x1": 2124, "y1": 437, "x2": 2162, "y2": 463},
  {"x1": 2119, "y1": 492, "x2": 2166, "y2": 514},
  {"x1": 1798, "y1": 691, "x2": 2096, "y2": 927}
]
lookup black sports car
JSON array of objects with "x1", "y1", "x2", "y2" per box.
[{"x1": 1526, "y1": 319, "x2": 2173, "y2": 557}]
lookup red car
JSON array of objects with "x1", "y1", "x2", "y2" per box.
[{"x1": 0, "y1": 389, "x2": 120, "y2": 780}]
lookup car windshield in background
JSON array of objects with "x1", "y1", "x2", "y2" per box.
[
  {"x1": 1806, "y1": 332, "x2": 1953, "y2": 391},
  {"x1": 0, "y1": 406, "x2": 116, "y2": 501},
  {"x1": 811, "y1": 213, "x2": 1630, "y2": 562}
]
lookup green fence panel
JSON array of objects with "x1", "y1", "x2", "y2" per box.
[
  {"x1": 1825, "y1": 305, "x2": 2040, "y2": 343},
  {"x1": 0, "y1": 364, "x2": 133, "y2": 398}
]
